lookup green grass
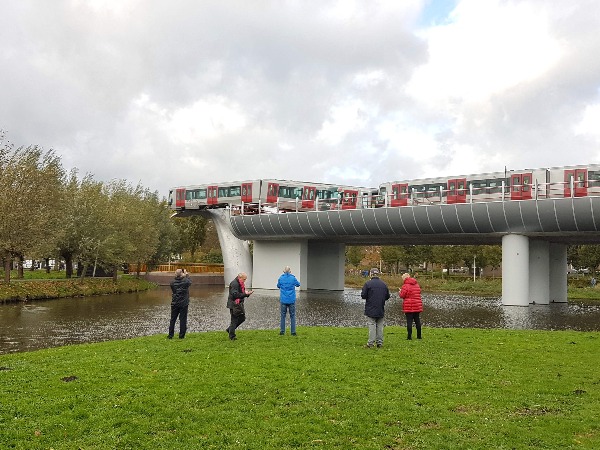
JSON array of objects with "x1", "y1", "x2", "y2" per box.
[
  {"x1": 0, "y1": 275, "x2": 155, "y2": 302},
  {"x1": 1, "y1": 327, "x2": 599, "y2": 449}
]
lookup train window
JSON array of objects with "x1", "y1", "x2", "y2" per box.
[
  {"x1": 229, "y1": 186, "x2": 241, "y2": 197},
  {"x1": 589, "y1": 171, "x2": 600, "y2": 187},
  {"x1": 218, "y1": 187, "x2": 229, "y2": 197},
  {"x1": 278, "y1": 186, "x2": 303, "y2": 199},
  {"x1": 588, "y1": 171, "x2": 600, "y2": 181},
  {"x1": 316, "y1": 189, "x2": 332, "y2": 199}
]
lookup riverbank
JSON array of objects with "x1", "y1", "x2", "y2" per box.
[
  {"x1": 0, "y1": 276, "x2": 156, "y2": 303},
  {"x1": 1, "y1": 327, "x2": 598, "y2": 449},
  {"x1": 2, "y1": 272, "x2": 599, "y2": 303},
  {"x1": 345, "y1": 273, "x2": 600, "y2": 301}
]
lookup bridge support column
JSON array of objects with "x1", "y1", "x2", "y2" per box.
[
  {"x1": 251, "y1": 241, "x2": 345, "y2": 290},
  {"x1": 204, "y1": 209, "x2": 253, "y2": 286},
  {"x1": 252, "y1": 241, "x2": 308, "y2": 290},
  {"x1": 502, "y1": 234, "x2": 530, "y2": 306},
  {"x1": 549, "y1": 243, "x2": 568, "y2": 303},
  {"x1": 529, "y1": 240, "x2": 550, "y2": 305},
  {"x1": 306, "y1": 242, "x2": 345, "y2": 290}
]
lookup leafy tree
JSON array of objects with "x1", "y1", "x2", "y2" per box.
[
  {"x1": 173, "y1": 216, "x2": 208, "y2": 261},
  {"x1": 574, "y1": 245, "x2": 600, "y2": 275},
  {"x1": 0, "y1": 140, "x2": 64, "y2": 282},
  {"x1": 201, "y1": 248, "x2": 223, "y2": 264},
  {"x1": 481, "y1": 245, "x2": 502, "y2": 277},
  {"x1": 346, "y1": 246, "x2": 364, "y2": 268},
  {"x1": 380, "y1": 246, "x2": 401, "y2": 274},
  {"x1": 432, "y1": 245, "x2": 463, "y2": 276}
]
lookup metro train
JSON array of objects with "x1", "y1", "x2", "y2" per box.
[
  {"x1": 168, "y1": 164, "x2": 600, "y2": 214},
  {"x1": 169, "y1": 179, "x2": 378, "y2": 213}
]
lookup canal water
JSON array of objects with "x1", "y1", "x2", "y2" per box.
[{"x1": 2, "y1": 286, "x2": 600, "y2": 355}]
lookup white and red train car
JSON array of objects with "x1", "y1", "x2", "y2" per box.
[
  {"x1": 169, "y1": 179, "x2": 378, "y2": 213},
  {"x1": 169, "y1": 165, "x2": 600, "y2": 213},
  {"x1": 379, "y1": 164, "x2": 600, "y2": 206}
]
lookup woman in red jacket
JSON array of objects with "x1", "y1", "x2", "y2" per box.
[{"x1": 399, "y1": 273, "x2": 423, "y2": 340}]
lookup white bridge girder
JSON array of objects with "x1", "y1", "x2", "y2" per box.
[{"x1": 203, "y1": 209, "x2": 571, "y2": 305}]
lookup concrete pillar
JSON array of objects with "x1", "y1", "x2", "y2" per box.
[
  {"x1": 502, "y1": 234, "x2": 530, "y2": 306},
  {"x1": 549, "y1": 243, "x2": 568, "y2": 303},
  {"x1": 529, "y1": 240, "x2": 550, "y2": 305},
  {"x1": 251, "y1": 241, "x2": 345, "y2": 290},
  {"x1": 205, "y1": 209, "x2": 252, "y2": 286},
  {"x1": 307, "y1": 242, "x2": 345, "y2": 290},
  {"x1": 252, "y1": 241, "x2": 308, "y2": 290}
]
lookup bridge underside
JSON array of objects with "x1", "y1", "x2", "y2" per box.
[{"x1": 178, "y1": 197, "x2": 600, "y2": 305}]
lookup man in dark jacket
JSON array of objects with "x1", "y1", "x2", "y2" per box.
[
  {"x1": 226, "y1": 272, "x2": 254, "y2": 340},
  {"x1": 168, "y1": 268, "x2": 192, "y2": 339},
  {"x1": 360, "y1": 268, "x2": 390, "y2": 348}
]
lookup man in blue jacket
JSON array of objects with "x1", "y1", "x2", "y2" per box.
[
  {"x1": 360, "y1": 268, "x2": 390, "y2": 348},
  {"x1": 277, "y1": 266, "x2": 301, "y2": 336}
]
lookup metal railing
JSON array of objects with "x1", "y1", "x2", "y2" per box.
[{"x1": 128, "y1": 263, "x2": 224, "y2": 273}]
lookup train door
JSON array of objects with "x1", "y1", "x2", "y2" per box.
[
  {"x1": 175, "y1": 188, "x2": 186, "y2": 209},
  {"x1": 241, "y1": 182, "x2": 253, "y2": 203},
  {"x1": 207, "y1": 185, "x2": 218, "y2": 205},
  {"x1": 510, "y1": 173, "x2": 532, "y2": 200},
  {"x1": 447, "y1": 178, "x2": 466, "y2": 204},
  {"x1": 302, "y1": 186, "x2": 316, "y2": 209},
  {"x1": 266, "y1": 182, "x2": 279, "y2": 203},
  {"x1": 390, "y1": 183, "x2": 408, "y2": 207},
  {"x1": 341, "y1": 189, "x2": 358, "y2": 209},
  {"x1": 564, "y1": 169, "x2": 587, "y2": 197}
]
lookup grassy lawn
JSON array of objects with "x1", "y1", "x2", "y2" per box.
[
  {"x1": 1, "y1": 327, "x2": 599, "y2": 449},
  {"x1": 0, "y1": 274, "x2": 155, "y2": 302}
]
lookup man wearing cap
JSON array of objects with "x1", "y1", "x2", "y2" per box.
[
  {"x1": 168, "y1": 268, "x2": 192, "y2": 339},
  {"x1": 360, "y1": 268, "x2": 390, "y2": 348}
]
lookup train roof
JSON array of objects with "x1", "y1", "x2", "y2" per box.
[
  {"x1": 170, "y1": 178, "x2": 377, "y2": 191},
  {"x1": 379, "y1": 163, "x2": 600, "y2": 186}
]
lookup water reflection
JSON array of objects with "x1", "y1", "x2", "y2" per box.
[{"x1": 1, "y1": 286, "x2": 600, "y2": 355}]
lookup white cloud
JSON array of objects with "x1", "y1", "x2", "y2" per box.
[
  {"x1": 407, "y1": 0, "x2": 564, "y2": 106},
  {"x1": 1, "y1": 0, "x2": 600, "y2": 195},
  {"x1": 574, "y1": 103, "x2": 600, "y2": 141}
]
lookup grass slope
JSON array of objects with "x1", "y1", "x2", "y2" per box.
[{"x1": 1, "y1": 327, "x2": 599, "y2": 449}]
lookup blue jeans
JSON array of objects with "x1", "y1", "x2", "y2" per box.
[{"x1": 280, "y1": 303, "x2": 296, "y2": 334}]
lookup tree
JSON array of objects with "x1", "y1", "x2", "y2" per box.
[
  {"x1": 574, "y1": 245, "x2": 600, "y2": 275},
  {"x1": 380, "y1": 246, "x2": 401, "y2": 274},
  {"x1": 346, "y1": 246, "x2": 364, "y2": 268},
  {"x1": 481, "y1": 245, "x2": 502, "y2": 277},
  {"x1": 0, "y1": 139, "x2": 64, "y2": 282},
  {"x1": 431, "y1": 245, "x2": 463, "y2": 276},
  {"x1": 173, "y1": 216, "x2": 208, "y2": 261}
]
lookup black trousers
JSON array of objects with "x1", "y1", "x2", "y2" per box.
[
  {"x1": 228, "y1": 309, "x2": 246, "y2": 339},
  {"x1": 405, "y1": 312, "x2": 422, "y2": 339},
  {"x1": 169, "y1": 303, "x2": 189, "y2": 338}
]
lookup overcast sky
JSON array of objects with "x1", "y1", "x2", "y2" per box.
[{"x1": 1, "y1": 0, "x2": 600, "y2": 196}]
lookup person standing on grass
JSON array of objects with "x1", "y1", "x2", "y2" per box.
[
  {"x1": 360, "y1": 268, "x2": 390, "y2": 348},
  {"x1": 399, "y1": 272, "x2": 423, "y2": 340},
  {"x1": 168, "y1": 268, "x2": 192, "y2": 339},
  {"x1": 226, "y1": 272, "x2": 254, "y2": 341},
  {"x1": 277, "y1": 266, "x2": 301, "y2": 336}
]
